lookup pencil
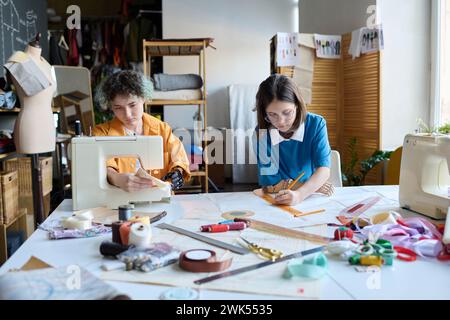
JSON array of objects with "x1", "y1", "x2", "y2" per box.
[{"x1": 286, "y1": 171, "x2": 305, "y2": 190}]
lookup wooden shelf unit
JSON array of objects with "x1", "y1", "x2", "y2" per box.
[{"x1": 143, "y1": 38, "x2": 213, "y2": 193}]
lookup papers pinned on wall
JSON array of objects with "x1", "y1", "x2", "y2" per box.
[
  {"x1": 314, "y1": 34, "x2": 342, "y2": 59},
  {"x1": 274, "y1": 32, "x2": 301, "y2": 67},
  {"x1": 349, "y1": 25, "x2": 384, "y2": 59}
]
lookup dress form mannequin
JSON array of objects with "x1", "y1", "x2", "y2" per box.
[
  {"x1": 3, "y1": 34, "x2": 56, "y2": 226},
  {"x1": 9, "y1": 37, "x2": 56, "y2": 153}
]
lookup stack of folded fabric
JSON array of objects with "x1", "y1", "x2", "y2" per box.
[
  {"x1": 152, "y1": 73, "x2": 203, "y2": 100},
  {"x1": 0, "y1": 130, "x2": 15, "y2": 154},
  {"x1": 189, "y1": 144, "x2": 203, "y2": 172},
  {"x1": 0, "y1": 77, "x2": 17, "y2": 110}
]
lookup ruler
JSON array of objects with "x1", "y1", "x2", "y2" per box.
[
  {"x1": 255, "y1": 189, "x2": 312, "y2": 218},
  {"x1": 237, "y1": 218, "x2": 332, "y2": 245},
  {"x1": 156, "y1": 223, "x2": 250, "y2": 255},
  {"x1": 194, "y1": 245, "x2": 325, "y2": 285},
  {"x1": 340, "y1": 196, "x2": 381, "y2": 216}
]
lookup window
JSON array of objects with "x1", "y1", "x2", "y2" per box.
[{"x1": 439, "y1": 0, "x2": 450, "y2": 125}]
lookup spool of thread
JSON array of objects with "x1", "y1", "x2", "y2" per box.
[
  {"x1": 128, "y1": 223, "x2": 152, "y2": 248},
  {"x1": 228, "y1": 222, "x2": 247, "y2": 231},
  {"x1": 207, "y1": 224, "x2": 229, "y2": 233},
  {"x1": 200, "y1": 224, "x2": 229, "y2": 232},
  {"x1": 360, "y1": 255, "x2": 383, "y2": 266},
  {"x1": 74, "y1": 120, "x2": 82, "y2": 136},
  {"x1": 100, "y1": 241, "x2": 130, "y2": 257},
  {"x1": 348, "y1": 254, "x2": 361, "y2": 265},
  {"x1": 119, "y1": 222, "x2": 133, "y2": 245},
  {"x1": 334, "y1": 227, "x2": 354, "y2": 241},
  {"x1": 112, "y1": 221, "x2": 123, "y2": 244},
  {"x1": 118, "y1": 205, "x2": 133, "y2": 221},
  {"x1": 218, "y1": 220, "x2": 235, "y2": 225}
]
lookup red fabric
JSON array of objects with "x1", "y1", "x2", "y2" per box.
[{"x1": 67, "y1": 29, "x2": 79, "y2": 66}]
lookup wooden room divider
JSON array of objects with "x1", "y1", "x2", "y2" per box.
[{"x1": 274, "y1": 33, "x2": 382, "y2": 185}]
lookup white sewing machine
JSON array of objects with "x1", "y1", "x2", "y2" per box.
[
  {"x1": 71, "y1": 136, "x2": 171, "y2": 210},
  {"x1": 399, "y1": 134, "x2": 450, "y2": 219}
]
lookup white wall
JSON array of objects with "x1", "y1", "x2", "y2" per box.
[
  {"x1": 162, "y1": 0, "x2": 298, "y2": 129},
  {"x1": 380, "y1": 0, "x2": 431, "y2": 150},
  {"x1": 299, "y1": 0, "x2": 375, "y2": 34}
]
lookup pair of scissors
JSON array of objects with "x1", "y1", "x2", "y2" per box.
[{"x1": 239, "y1": 237, "x2": 284, "y2": 261}]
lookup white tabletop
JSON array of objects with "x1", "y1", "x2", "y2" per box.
[{"x1": 1, "y1": 186, "x2": 449, "y2": 300}]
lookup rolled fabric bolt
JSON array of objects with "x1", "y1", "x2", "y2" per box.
[
  {"x1": 112, "y1": 221, "x2": 123, "y2": 244},
  {"x1": 100, "y1": 241, "x2": 130, "y2": 257},
  {"x1": 118, "y1": 205, "x2": 133, "y2": 221},
  {"x1": 119, "y1": 222, "x2": 133, "y2": 245},
  {"x1": 228, "y1": 222, "x2": 247, "y2": 231},
  {"x1": 360, "y1": 255, "x2": 383, "y2": 266},
  {"x1": 128, "y1": 223, "x2": 152, "y2": 247}
]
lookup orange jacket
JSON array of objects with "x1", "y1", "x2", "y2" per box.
[{"x1": 92, "y1": 113, "x2": 191, "y2": 181}]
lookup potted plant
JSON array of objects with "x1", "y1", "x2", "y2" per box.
[{"x1": 342, "y1": 137, "x2": 392, "y2": 186}]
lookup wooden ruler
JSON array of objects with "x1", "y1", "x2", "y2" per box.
[
  {"x1": 255, "y1": 189, "x2": 316, "y2": 218},
  {"x1": 237, "y1": 218, "x2": 332, "y2": 245}
]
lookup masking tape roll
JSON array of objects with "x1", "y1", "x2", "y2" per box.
[
  {"x1": 128, "y1": 223, "x2": 152, "y2": 247},
  {"x1": 221, "y1": 210, "x2": 255, "y2": 220}
]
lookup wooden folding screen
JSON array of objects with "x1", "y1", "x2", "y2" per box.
[{"x1": 275, "y1": 33, "x2": 382, "y2": 185}]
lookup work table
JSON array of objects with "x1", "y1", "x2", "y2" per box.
[{"x1": 1, "y1": 186, "x2": 449, "y2": 300}]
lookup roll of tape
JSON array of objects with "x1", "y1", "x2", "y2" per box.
[
  {"x1": 128, "y1": 223, "x2": 152, "y2": 248},
  {"x1": 179, "y1": 249, "x2": 232, "y2": 273},
  {"x1": 221, "y1": 210, "x2": 255, "y2": 220}
]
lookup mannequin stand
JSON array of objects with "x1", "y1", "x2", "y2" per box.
[{"x1": 30, "y1": 154, "x2": 45, "y2": 228}]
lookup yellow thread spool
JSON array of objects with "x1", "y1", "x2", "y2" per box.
[{"x1": 360, "y1": 255, "x2": 383, "y2": 266}]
